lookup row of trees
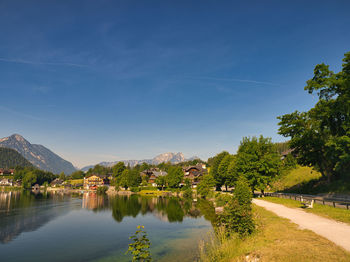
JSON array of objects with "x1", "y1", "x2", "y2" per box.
[
  {"x1": 14, "y1": 166, "x2": 57, "y2": 188},
  {"x1": 207, "y1": 136, "x2": 282, "y2": 194}
]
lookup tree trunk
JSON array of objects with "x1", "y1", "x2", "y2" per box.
[{"x1": 225, "y1": 184, "x2": 228, "y2": 192}]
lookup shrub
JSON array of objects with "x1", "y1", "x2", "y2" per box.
[
  {"x1": 183, "y1": 187, "x2": 193, "y2": 198},
  {"x1": 217, "y1": 177, "x2": 254, "y2": 238},
  {"x1": 130, "y1": 187, "x2": 141, "y2": 192},
  {"x1": 96, "y1": 186, "x2": 108, "y2": 194},
  {"x1": 215, "y1": 194, "x2": 231, "y2": 207},
  {"x1": 197, "y1": 174, "x2": 216, "y2": 198}
]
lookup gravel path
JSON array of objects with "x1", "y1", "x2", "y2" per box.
[{"x1": 253, "y1": 199, "x2": 350, "y2": 252}]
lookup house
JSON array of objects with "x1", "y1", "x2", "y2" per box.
[
  {"x1": 281, "y1": 149, "x2": 294, "y2": 160},
  {"x1": 140, "y1": 168, "x2": 167, "y2": 187},
  {"x1": 0, "y1": 178, "x2": 13, "y2": 186},
  {"x1": 13, "y1": 180, "x2": 22, "y2": 186},
  {"x1": 181, "y1": 163, "x2": 208, "y2": 188},
  {"x1": 51, "y1": 178, "x2": 64, "y2": 187},
  {"x1": 84, "y1": 174, "x2": 110, "y2": 190},
  {"x1": 0, "y1": 168, "x2": 15, "y2": 175}
]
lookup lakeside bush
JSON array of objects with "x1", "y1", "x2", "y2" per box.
[
  {"x1": 183, "y1": 187, "x2": 193, "y2": 198},
  {"x1": 130, "y1": 187, "x2": 141, "y2": 192},
  {"x1": 217, "y1": 177, "x2": 254, "y2": 238},
  {"x1": 97, "y1": 186, "x2": 108, "y2": 194}
]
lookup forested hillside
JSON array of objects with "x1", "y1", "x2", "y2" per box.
[{"x1": 0, "y1": 147, "x2": 33, "y2": 168}]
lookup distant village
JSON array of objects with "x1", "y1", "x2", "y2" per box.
[{"x1": 0, "y1": 163, "x2": 208, "y2": 191}]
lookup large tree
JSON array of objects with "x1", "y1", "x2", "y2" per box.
[
  {"x1": 217, "y1": 154, "x2": 235, "y2": 191},
  {"x1": 278, "y1": 52, "x2": 350, "y2": 182},
  {"x1": 209, "y1": 151, "x2": 230, "y2": 190},
  {"x1": 112, "y1": 162, "x2": 126, "y2": 178},
  {"x1": 234, "y1": 136, "x2": 281, "y2": 193},
  {"x1": 166, "y1": 166, "x2": 184, "y2": 188}
]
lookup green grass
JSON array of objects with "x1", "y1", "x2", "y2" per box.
[
  {"x1": 67, "y1": 179, "x2": 84, "y2": 185},
  {"x1": 262, "y1": 196, "x2": 350, "y2": 224},
  {"x1": 271, "y1": 166, "x2": 350, "y2": 194},
  {"x1": 271, "y1": 166, "x2": 321, "y2": 191},
  {"x1": 138, "y1": 189, "x2": 170, "y2": 196},
  {"x1": 199, "y1": 205, "x2": 350, "y2": 262}
]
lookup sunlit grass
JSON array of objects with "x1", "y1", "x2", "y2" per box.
[
  {"x1": 271, "y1": 166, "x2": 321, "y2": 191},
  {"x1": 199, "y1": 205, "x2": 350, "y2": 261},
  {"x1": 68, "y1": 179, "x2": 84, "y2": 185}
]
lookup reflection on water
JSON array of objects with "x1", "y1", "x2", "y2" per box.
[
  {"x1": 0, "y1": 191, "x2": 215, "y2": 262},
  {"x1": 81, "y1": 192, "x2": 215, "y2": 224}
]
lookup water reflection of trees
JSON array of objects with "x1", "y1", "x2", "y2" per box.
[{"x1": 81, "y1": 193, "x2": 216, "y2": 224}]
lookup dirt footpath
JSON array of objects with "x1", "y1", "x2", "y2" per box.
[{"x1": 253, "y1": 199, "x2": 350, "y2": 252}]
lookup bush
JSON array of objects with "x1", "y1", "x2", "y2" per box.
[
  {"x1": 183, "y1": 187, "x2": 193, "y2": 198},
  {"x1": 141, "y1": 186, "x2": 158, "y2": 191},
  {"x1": 97, "y1": 186, "x2": 108, "y2": 194},
  {"x1": 217, "y1": 177, "x2": 254, "y2": 238},
  {"x1": 215, "y1": 194, "x2": 231, "y2": 207},
  {"x1": 130, "y1": 187, "x2": 141, "y2": 192},
  {"x1": 197, "y1": 174, "x2": 216, "y2": 198}
]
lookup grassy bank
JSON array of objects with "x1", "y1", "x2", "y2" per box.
[
  {"x1": 199, "y1": 205, "x2": 350, "y2": 261},
  {"x1": 271, "y1": 166, "x2": 321, "y2": 192},
  {"x1": 261, "y1": 196, "x2": 350, "y2": 224},
  {"x1": 271, "y1": 166, "x2": 350, "y2": 194}
]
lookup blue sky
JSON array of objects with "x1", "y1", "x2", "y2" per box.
[{"x1": 0, "y1": 0, "x2": 349, "y2": 168}]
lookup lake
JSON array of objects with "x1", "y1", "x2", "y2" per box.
[{"x1": 0, "y1": 191, "x2": 215, "y2": 262}]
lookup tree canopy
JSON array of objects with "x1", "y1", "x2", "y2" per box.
[
  {"x1": 278, "y1": 51, "x2": 350, "y2": 182},
  {"x1": 234, "y1": 136, "x2": 281, "y2": 193}
]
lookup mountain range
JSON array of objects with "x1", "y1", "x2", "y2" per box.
[
  {"x1": 81, "y1": 152, "x2": 199, "y2": 172},
  {"x1": 0, "y1": 134, "x2": 76, "y2": 174}
]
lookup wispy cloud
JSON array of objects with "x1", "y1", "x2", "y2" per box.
[
  {"x1": 0, "y1": 57, "x2": 89, "y2": 68},
  {"x1": 0, "y1": 105, "x2": 43, "y2": 121},
  {"x1": 187, "y1": 76, "x2": 280, "y2": 86}
]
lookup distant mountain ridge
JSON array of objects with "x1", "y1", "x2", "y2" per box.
[
  {"x1": 0, "y1": 134, "x2": 76, "y2": 174},
  {"x1": 81, "y1": 152, "x2": 199, "y2": 172}
]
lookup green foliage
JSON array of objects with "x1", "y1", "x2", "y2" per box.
[
  {"x1": 22, "y1": 172, "x2": 37, "y2": 188},
  {"x1": 86, "y1": 164, "x2": 109, "y2": 176},
  {"x1": 217, "y1": 177, "x2": 254, "y2": 238},
  {"x1": 126, "y1": 225, "x2": 152, "y2": 262},
  {"x1": 129, "y1": 169, "x2": 142, "y2": 187},
  {"x1": 155, "y1": 176, "x2": 166, "y2": 190},
  {"x1": 0, "y1": 147, "x2": 33, "y2": 168},
  {"x1": 275, "y1": 141, "x2": 290, "y2": 154},
  {"x1": 282, "y1": 154, "x2": 297, "y2": 170},
  {"x1": 197, "y1": 174, "x2": 216, "y2": 198},
  {"x1": 234, "y1": 136, "x2": 281, "y2": 193},
  {"x1": 119, "y1": 169, "x2": 130, "y2": 189},
  {"x1": 183, "y1": 187, "x2": 193, "y2": 198},
  {"x1": 166, "y1": 166, "x2": 184, "y2": 188},
  {"x1": 70, "y1": 170, "x2": 85, "y2": 179},
  {"x1": 59, "y1": 172, "x2": 66, "y2": 181},
  {"x1": 217, "y1": 154, "x2": 235, "y2": 190},
  {"x1": 278, "y1": 52, "x2": 350, "y2": 182},
  {"x1": 112, "y1": 162, "x2": 126, "y2": 178},
  {"x1": 130, "y1": 187, "x2": 141, "y2": 192},
  {"x1": 215, "y1": 193, "x2": 232, "y2": 207},
  {"x1": 209, "y1": 151, "x2": 230, "y2": 190},
  {"x1": 96, "y1": 185, "x2": 108, "y2": 194},
  {"x1": 13, "y1": 166, "x2": 56, "y2": 185}
]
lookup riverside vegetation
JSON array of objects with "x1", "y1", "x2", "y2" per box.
[{"x1": 1, "y1": 51, "x2": 350, "y2": 262}]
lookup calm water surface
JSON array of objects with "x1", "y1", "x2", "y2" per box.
[{"x1": 0, "y1": 191, "x2": 215, "y2": 262}]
